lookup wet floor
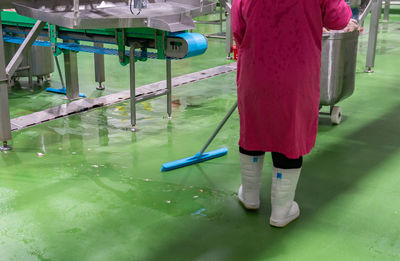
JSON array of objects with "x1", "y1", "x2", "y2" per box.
[{"x1": 1, "y1": 9, "x2": 400, "y2": 261}]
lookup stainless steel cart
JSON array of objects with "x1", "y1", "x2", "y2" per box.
[
  {"x1": 320, "y1": 30, "x2": 360, "y2": 125},
  {"x1": 4, "y1": 35, "x2": 54, "y2": 87}
]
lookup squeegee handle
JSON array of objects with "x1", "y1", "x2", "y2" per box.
[
  {"x1": 54, "y1": 56, "x2": 66, "y2": 88},
  {"x1": 199, "y1": 101, "x2": 238, "y2": 155}
]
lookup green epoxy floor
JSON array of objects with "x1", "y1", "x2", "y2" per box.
[{"x1": 1, "y1": 11, "x2": 400, "y2": 261}]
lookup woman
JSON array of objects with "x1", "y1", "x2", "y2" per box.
[{"x1": 232, "y1": 0, "x2": 358, "y2": 227}]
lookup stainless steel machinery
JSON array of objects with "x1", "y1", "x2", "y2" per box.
[
  {"x1": 195, "y1": 0, "x2": 233, "y2": 59},
  {"x1": 13, "y1": 0, "x2": 215, "y2": 31},
  {"x1": 4, "y1": 35, "x2": 54, "y2": 86},
  {"x1": 0, "y1": 0, "x2": 216, "y2": 150}
]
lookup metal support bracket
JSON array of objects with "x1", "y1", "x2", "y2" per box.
[
  {"x1": 63, "y1": 39, "x2": 81, "y2": 99},
  {"x1": 365, "y1": 0, "x2": 382, "y2": 72},
  {"x1": 6, "y1": 20, "x2": 46, "y2": 79},
  {"x1": 166, "y1": 59, "x2": 172, "y2": 119},
  {"x1": 129, "y1": 45, "x2": 137, "y2": 132},
  {"x1": 155, "y1": 30, "x2": 166, "y2": 59},
  {"x1": 73, "y1": 0, "x2": 80, "y2": 27},
  {"x1": 219, "y1": 0, "x2": 233, "y2": 58},
  {"x1": 94, "y1": 42, "x2": 106, "y2": 90},
  {"x1": 116, "y1": 29, "x2": 130, "y2": 66},
  {"x1": 383, "y1": 0, "x2": 390, "y2": 21},
  {"x1": 0, "y1": 14, "x2": 12, "y2": 148},
  {"x1": 50, "y1": 24, "x2": 63, "y2": 56}
]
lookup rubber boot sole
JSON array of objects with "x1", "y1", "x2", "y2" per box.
[
  {"x1": 239, "y1": 198, "x2": 260, "y2": 210},
  {"x1": 269, "y1": 211, "x2": 300, "y2": 227}
]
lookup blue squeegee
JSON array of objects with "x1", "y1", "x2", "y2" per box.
[
  {"x1": 161, "y1": 101, "x2": 238, "y2": 172},
  {"x1": 47, "y1": 56, "x2": 86, "y2": 98},
  {"x1": 46, "y1": 87, "x2": 87, "y2": 98}
]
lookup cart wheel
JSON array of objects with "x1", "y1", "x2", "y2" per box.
[
  {"x1": 37, "y1": 77, "x2": 44, "y2": 85},
  {"x1": 330, "y1": 106, "x2": 342, "y2": 125},
  {"x1": 45, "y1": 74, "x2": 52, "y2": 81}
]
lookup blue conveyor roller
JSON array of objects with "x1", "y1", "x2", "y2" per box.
[{"x1": 168, "y1": 32, "x2": 208, "y2": 58}]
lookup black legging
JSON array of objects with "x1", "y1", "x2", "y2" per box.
[{"x1": 239, "y1": 146, "x2": 303, "y2": 169}]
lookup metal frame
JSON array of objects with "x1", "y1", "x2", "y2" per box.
[
  {"x1": 384, "y1": 0, "x2": 391, "y2": 21},
  {"x1": 196, "y1": 0, "x2": 233, "y2": 59},
  {"x1": 129, "y1": 44, "x2": 173, "y2": 132},
  {"x1": 13, "y1": 0, "x2": 216, "y2": 31},
  {"x1": 63, "y1": 40, "x2": 80, "y2": 99},
  {"x1": 0, "y1": 14, "x2": 46, "y2": 149},
  {"x1": 0, "y1": 1, "x2": 213, "y2": 149},
  {"x1": 94, "y1": 43, "x2": 106, "y2": 90},
  {"x1": 222, "y1": 0, "x2": 233, "y2": 59},
  {"x1": 0, "y1": 14, "x2": 12, "y2": 151},
  {"x1": 1, "y1": 20, "x2": 196, "y2": 132},
  {"x1": 166, "y1": 59, "x2": 172, "y2": 120},
  {"x1": 197, "y1": 4, "x2": 225, "y2": 37},
  {"x1": 6, "y1": 20, "x2": 46, "y2": 80},
  {"x1": 54, "y1": 55, "x2": 66, "y2": 90},
  {"x1": 129, "y1": 45, "x2": 137, "y2": 132},
  {"x1": 365, "y1": 0, "x2": 383, "y2": 72}
]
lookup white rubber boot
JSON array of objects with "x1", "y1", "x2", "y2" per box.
[
  {"x1": 238, "y1": 152, "x2": 265, "y2": 209},
  {"x1": 270, "y1": 167, "x2": 301, "y2": 227}
]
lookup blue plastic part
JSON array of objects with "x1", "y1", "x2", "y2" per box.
[
  {"x1": 3, "y1": 34, "x2": 206, "y2": 60},
  {"x1": 46, "y1": 87, "x2": 86, "y2": 98},
  {"x1": 3, "y1": 35, "x2": 51, "y2": 47},
  {"x1": 161, "y1": 147, "x2": 228, "y2": 172},
  {"x1": 169, "y1": 32, "x2": 208, "y2": 58}
]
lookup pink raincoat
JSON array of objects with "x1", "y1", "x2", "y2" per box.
[{"x1": 232, "y1": 0, "x2": 351, "y2": 159}]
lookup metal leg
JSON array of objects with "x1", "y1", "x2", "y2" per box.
[
  {"x1": 73, "y1": 0, "x2": 80, "y2": 27},
  {"x1": 47, "y1": 55, "x2": 87, "y2": 97},
  {"x1": 28, "y1": 65, "x2": 33, "y2": 89},
  {"x1": 0, "y1": 15, "x2": 12, "y2": 150},
  {"x1": 55, "y1": 56, "x2": 66, "y2": 88},
  {"x1": 25, "y1": 48, "x2": 33, "y2": 89},
  {"x1": 37, "y1": 76, "x2": 44, "y2": 85},
  {"x1": 365, "y1": 0, "x2": 382, "y2": 73},
  {"x1": 219, "y1": 4, "x2": 223, "y2": 35},
  {"x1": 64, "y1": 40, "x2": 80, "y2": 99},
  {"x1": 94, "y1": 42, "x2": 105, "y2": 90},
  {"x1": 166, "y1": 59, "x2": 172, "y2": 120},
  {"x1": 384, "y1": 0, "x2": 390, "y2": 21},
  {"x1": 130, "y1": 45, "x2": 137, "y2": 132},
  {"x1": 224, "y1": 0, "x2": 233, "y2": 59},
  {"x1": 0, "y1": 81, "x2": 12, "y2": 151}
]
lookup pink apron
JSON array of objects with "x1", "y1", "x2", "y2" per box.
[{"x1": 232, "y1": 0, "x2": 351, "y2": 158}]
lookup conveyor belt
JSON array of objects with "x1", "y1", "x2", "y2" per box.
[
  {"x1": 3, "y1": 32, "x2": 208, "y2": 60},
  {"x1": 2, "y1": 35, "x2": 159, "y2": 59}
]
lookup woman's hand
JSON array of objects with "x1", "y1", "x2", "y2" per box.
[{"x1": 343, "y1": 19, "x2": 361, "y2": 32}]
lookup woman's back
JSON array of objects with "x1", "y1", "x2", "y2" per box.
[{"x1": 231, "y1": 0, "x2": 351, "y2": 158}]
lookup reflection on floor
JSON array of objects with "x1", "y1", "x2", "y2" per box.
[{"x1": 1, "y1": 9, "x2": 400, "y2": 261}]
